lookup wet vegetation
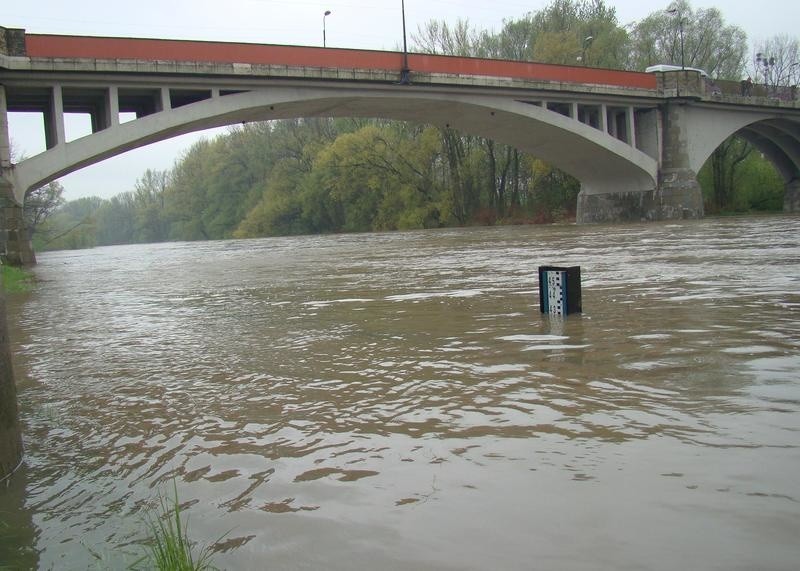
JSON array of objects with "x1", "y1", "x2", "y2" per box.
[
  {"x1": 130, "y1": 483, "x2": 218, "y2": 571},
  {"x1": 0, "y1": 265, "x2": 34, "y2": 294}
]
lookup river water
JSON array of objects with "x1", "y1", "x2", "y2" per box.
[{"x1": 1, "y1": 216, "x2": 799, "y2": 570}]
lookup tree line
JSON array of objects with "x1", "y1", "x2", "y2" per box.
[{"x1": 29, "y1": 0, "x2": 795, "y2": 251}]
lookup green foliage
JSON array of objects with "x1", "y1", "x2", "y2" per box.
[
  {"x1": 1, "y1": 265, "x2": 34, "y2": 293},
  {"x1": 412, "y1": 19, "x2": 482, "y2": 56},
  {"x1": 530, "y1": 0, "x2": 629, "y2": 68},
  {"x1": 699, "y1": 140, "x2": 784, "y2": 213},
  {"x1": 132, "y1": 483, "x2": 217, "y2": 571},
  {"x1": 749, "y1": 35, "x2": 800, "y2": 89},
  {"x1": 33, "y1": 196, "x2": 103, "y2": 251},
  {"x1": 24, "y1": 181, "x2": 65, "y2": 239},
  {"x1": 628, "y1": 0, "x2": 747, "y2": 79}
]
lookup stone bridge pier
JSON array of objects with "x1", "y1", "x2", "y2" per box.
[
  {"x1": 577, "y1": 100, "x2": 704, "y2": 223},
  {"x1": 786, "y1": 179, "x2": 800, "y2": 212},
  {"x1": 0, "y1": 83, "x2": 34, "y2": 266},
  {"x1": 0, "y1": 180, "x2": 35, "y2": 266}
]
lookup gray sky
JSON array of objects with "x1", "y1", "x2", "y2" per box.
[{"x1": 6, "y1": 0, "x2": 800, "y2": 200}]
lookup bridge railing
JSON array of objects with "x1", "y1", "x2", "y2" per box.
[
  {"x1": 707, "y1": 78, "x2": 798, "y2": 103},
  {"x1": 651, "y1": 70, "x2": 798, "y2": 105}
]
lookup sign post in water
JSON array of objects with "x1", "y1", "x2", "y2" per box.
[{"x1": 538, "y1": 266, "x2": 582, "y2": 316}]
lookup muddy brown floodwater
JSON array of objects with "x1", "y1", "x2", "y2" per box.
[{"x1": 1, "y1": 216, "x2": 799, "y2": 570}]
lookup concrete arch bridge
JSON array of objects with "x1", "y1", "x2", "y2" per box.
[{"x1": 1, "y1": 26, "x2": 799, "y2": 264}]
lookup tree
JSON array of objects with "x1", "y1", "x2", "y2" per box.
[
  {"x1": 629, "y1": 0, "x2": 747, "y2": 79},
  {"x1": 164, "y1": 139, "x2": 214, "y2": 241},
  {"x1": 699, "y1": 137, "x2": 785, "y2": 213},
  {"x1": 750, "y1": 35, "x2": 800, "y2": 91},
  {"x1": 23, "y1": 181, "x2": 65, "y2": 239},
  {"x1": 707, "y1": 136, "x2": 753, "y2": 212},
  {"x1": 477, "y1": 17, "x2": 536, "y2": 60},
  {"x1": 233, "y1": 119, "x2": 342, "y2": 238},
  {"x1": 411, "y1": 19, "x2": 482, "y2": 56},
  {"x1": 235, "y1": 161, "x2": 309, "y2": 237},
  {"x1": 34, "y1": 196, "x2": 104, "y2": 251},
  {"x1": 133, "y1": 169, "x2": 169, "y2": 243},
  {"x1": 95, "y1": 193, "x2": 136, "y2": 245}
]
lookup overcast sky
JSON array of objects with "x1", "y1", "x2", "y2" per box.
[{"x1": 6, "y1": 0, "x2": 800, "y2": 200}]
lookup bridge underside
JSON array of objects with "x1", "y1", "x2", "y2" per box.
[
  {"x1": 678, "y1": 106, "x2": 800, "y2": 216},
  {"x1": 737, "y1": 119, "x2": 800, "y2": 212},
  {"x1": 578, "y1": 106, "x2": 800, "y2": 224},
  {"x1": 4, "y1": 85, "x2": 659, "y2": 205}
]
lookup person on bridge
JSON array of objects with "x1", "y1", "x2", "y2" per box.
[{"x1": 741, "y1": 76, "x2": 753, "y2": 96}]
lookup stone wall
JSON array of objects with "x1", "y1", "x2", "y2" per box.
[
  {"x1": 576, "y1": 184, "x2": 703, "y2": 223},
  {"x1": 654, "y1": 70, "x2": 706, "y2": 99},
  {"x1": 785, "y1": 179, "x2": 800, "y2": 212},
  {"x1": 0, "y1": 27, "x2": 27, "y2": 57},
  {"x1": 0, "y1": 284, "x2": 22, "y2": 480},
  {"x1": 0, "y1": 180, "x2": 36, "y2": 266}
]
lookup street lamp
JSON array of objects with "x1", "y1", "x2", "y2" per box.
[
  {"x1": 576, "y1": 36, "x2": 593, "y2": 65},
  {"x1": 756, "y1": 52, "x2": 776, "y2": 89},
  {"x1": 323, "y1": 10, "x2": 331, "y2": 48},
  {"x1": 666, "y1": 7, "x2": 685, "y2": 70},
  {"x1": 400, "y1": 0, "x2": 410, "y2": 84}
]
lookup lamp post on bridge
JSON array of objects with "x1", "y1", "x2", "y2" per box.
[
  {"x1": 323, "y1": 10, "x2": 331, "y2": 48},
  {"x1": 755, "y1": 56, "x2": 799, "y2": 98},
  {"x1": 755, "y1": 53, "x2": 778, "y2": 88},
  {"x1": 666, "y1": 6, "x2": 685, "y2": 70},
  {"x1": 400, "y1": 0, "x2": 410, "y2": 84},
  {"x1": 576, "y1": 35, "x2": 593, "y2": 66}
]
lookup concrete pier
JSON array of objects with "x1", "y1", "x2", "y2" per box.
[
  {"x1": 785, "y1": 179, "x2": 800, "y2": 212},
  {"x1": 576, "y1": 176, "x2": 703, "y2": 223},
  {"x1": 0, "y1": 180, "x2": 35, "y2": 266}
]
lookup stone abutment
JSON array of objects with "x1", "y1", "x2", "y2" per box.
[
  {"x1": 0, "y1": 180, "x2": 35, "y2": 266},
  {"x1": 785, "y1": 179, "x2": 800, "y2": 212},
  {"x1": 0, "y1": 284, "x2": 22, "y2": 480}
]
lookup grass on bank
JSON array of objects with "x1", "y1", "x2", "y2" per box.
[
  {"x1": 2, "y1": 265, "x2": 215, "y2": 570},
  {"x1": 1, "y1": 265, "x2": 34, "y2": 294},
  {"x1": 130, "y1": 482, "x2": 218, "y2": 571}
]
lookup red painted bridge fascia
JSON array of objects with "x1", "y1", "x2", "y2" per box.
[{"x1": 24, "y1": 33, "x2": 658, "y2": 90}]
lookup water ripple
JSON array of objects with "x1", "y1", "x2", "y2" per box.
[{"x1": 5, "y1": 216, "x2": 800, "y2": 569}]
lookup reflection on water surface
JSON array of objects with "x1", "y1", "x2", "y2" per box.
[{"x1": 1, "y1": 216, "x2": 799, "y2": 570}]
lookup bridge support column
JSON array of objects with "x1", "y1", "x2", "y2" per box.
[
  {"x1": 785, "y1": 179, "x2": 800, "y2": 212},
  {"x1": 0, "y1": 179, "x2": 35, "y2": 266},
  {"x1": 576, "y1": 101, "x2": 704, "y2": 224},
  {"x1": 576, "y1": 181, "x2": 702, "y2": 223}
]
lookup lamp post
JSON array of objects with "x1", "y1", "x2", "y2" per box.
[
  {"x1": 576, "y1": 35, "x2": 593, "y2": 66},
  {"x1": 323, "y1": 10, "x2": 331, "y2": 48},
  {"x1": 666, "y1": 7, "x2": 685, "y2": 70},
  {"x1": 755, "y1": 52, "x2": 776, "y2": 89},
  {"x1": 399, "y1": 0, "x2": 410, "y2": 84}
]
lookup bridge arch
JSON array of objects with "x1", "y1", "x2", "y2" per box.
[
  {"x1": 737, "y1": 120, "x2": 800, "y2": 179},
  {"x1": 9, "y1": 86, "x2": 658, "y2": 205},
  {"x1": 681, "y1": 106, "x2": 800, "y2": 185},
  {"x1": 678, "y1": 105, "x2": 800, "y2": 210}
]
